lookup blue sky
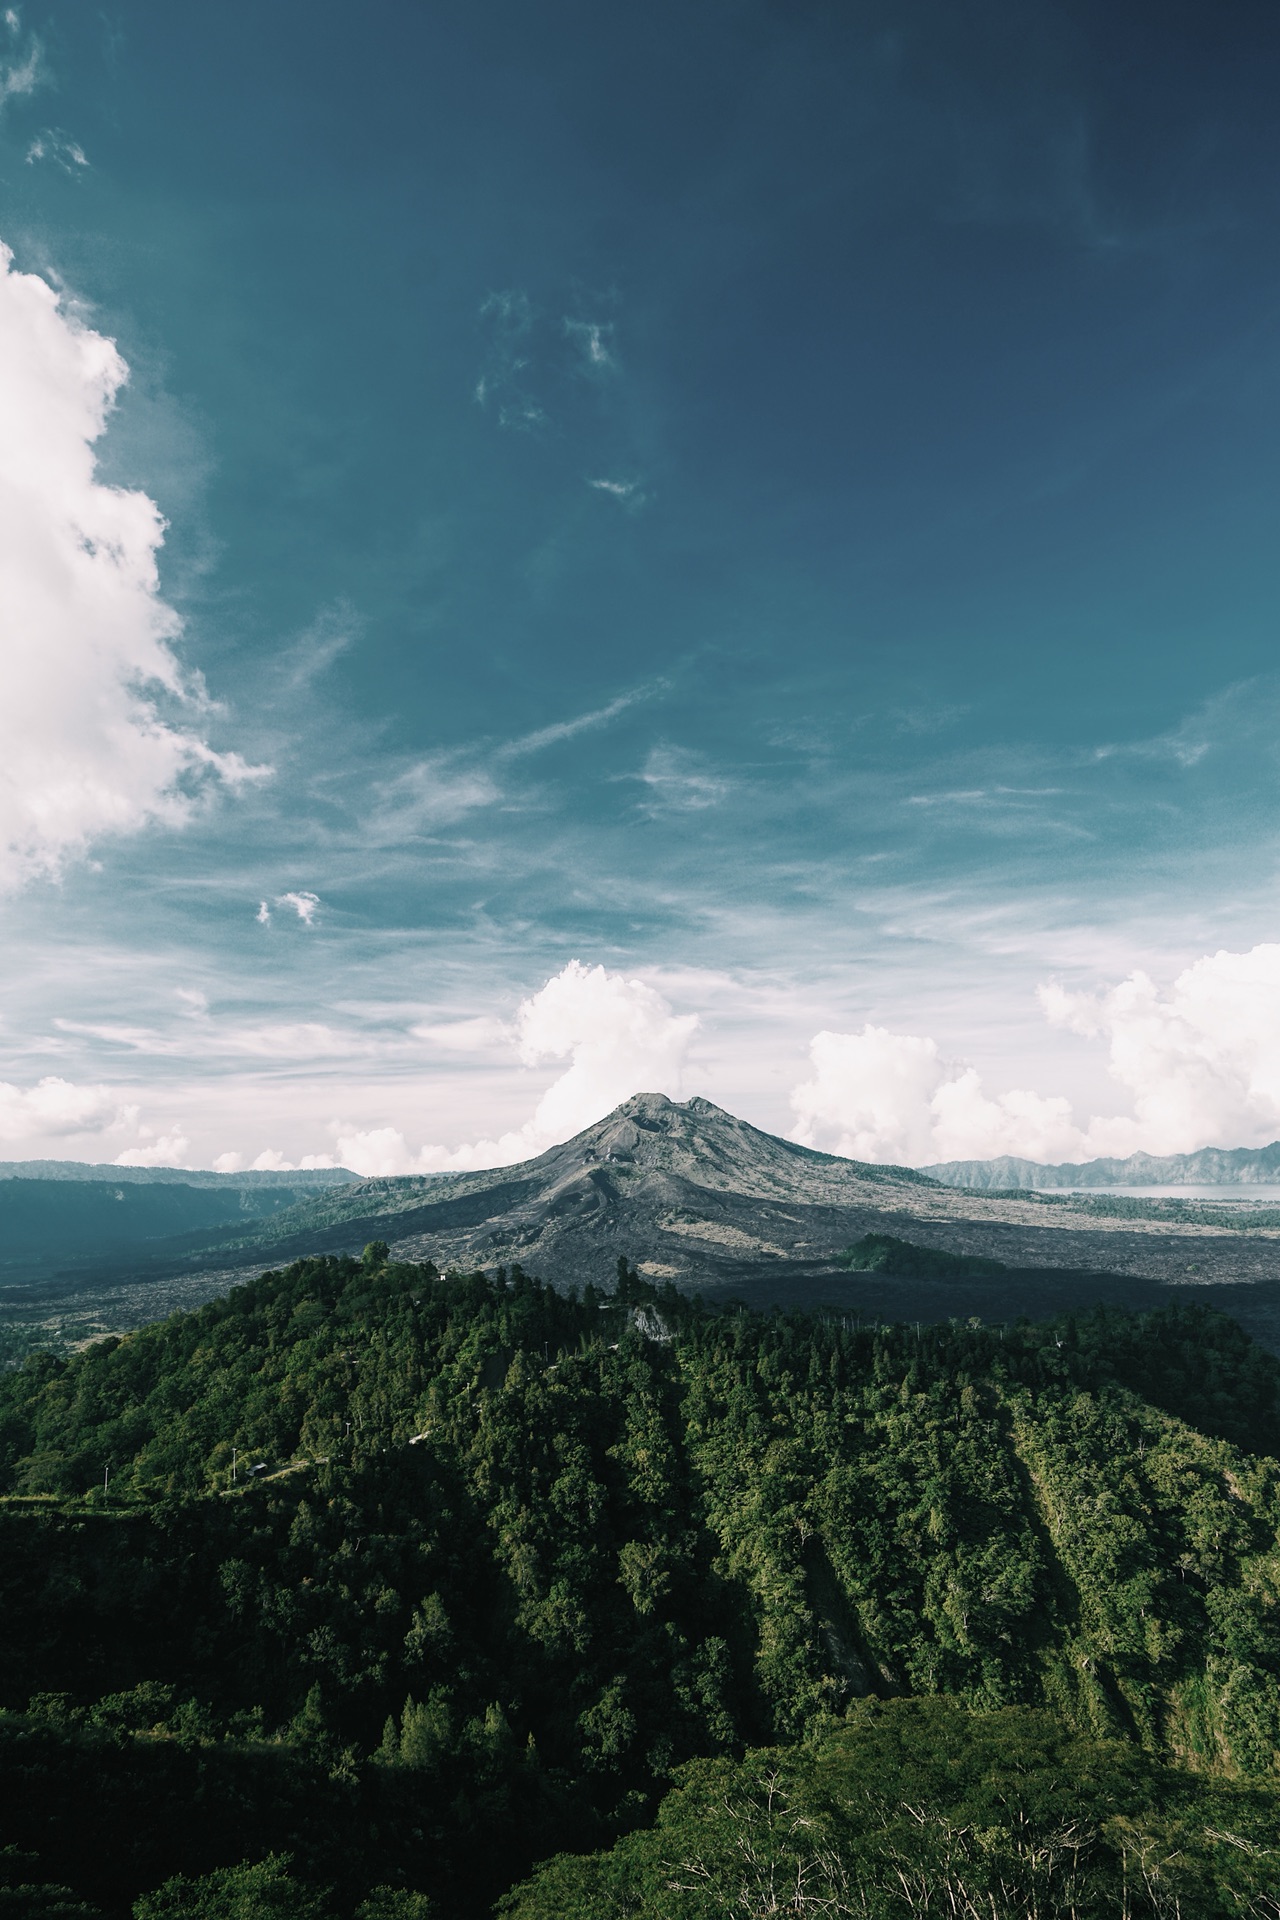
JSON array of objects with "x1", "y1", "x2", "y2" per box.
[{"x1": 3, "y1": 0, "x2": 1280, "y2": 1171}]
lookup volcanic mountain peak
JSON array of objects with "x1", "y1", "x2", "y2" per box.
[
  {"x1": 481, "y1": 1092, "x2": 938, "y2": 1205},
  {"x1": 170, "y1": 1092, "x2": 944, "y2": 1295},
  {"x1": 304, "y1": 1092, "x2": 954, "y2": 1292}
]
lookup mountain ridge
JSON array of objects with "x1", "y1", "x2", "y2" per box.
[
  {"x1": 0, "y1": 1161, "x2": 358, "y2": 1188},
  {"x1": 926, "y1": 1141, "x2": 1280, "y2": 1188}
]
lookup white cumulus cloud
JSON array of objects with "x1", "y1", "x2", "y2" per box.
[
  {"x1": 0, "y1": 1074, "x2": 192, "y2": 1165},
  {"x1": 276, "y1": 891, "x2": 320, "y2": 926},
  {"x1": 0, "y1": 241, "x2": 263, "y2": 890},
  {"x1": 1039, "y1": 943, "x2": 1280, "y2": 1157},
  {"x1": 513, "y1": 959, "x2": 698, "y2": 1144},
  {"x1": 327, "y1": 1124, "x2": 417, "y2": 1178},
  {"x1": 0, "y1": 1075, "x2": 132, "y2": 1141},
  {"x1": 213, "y1": 1147, "x2": 338, "y2": 1173},
  {"x1": 791, "y1": 942, "x2": 1280, "y2": 1166},
  {"x1": 328, "y1": 960, "x2": 700, "y2": 1176},
  {"x1": 115, "y1": 1129, "x2": 191, "y2": 1169}
]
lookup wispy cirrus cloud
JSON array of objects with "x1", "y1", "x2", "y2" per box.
[
  {"x1": 475, "y1": 292, "x2": 625, "y2": 431},
  {"x1": 474, "y1": 288, "x2": 546, "y2": 431},
  {"x1": 25, "y1": 127, "x2": 87, "y2": 171},
  {"x1": 499, "y1": 684, "x2": 661, "y2": 760},
  {"x1": 889, "y1": 701, "x2": 970, "y2": 736},
  {"x1": 410, "y1": 1015, "x2": 510, "y2": 1053},
  {"x1": 1090, "y1": 677, "x2": 1264, "y2": 770},
  {"x1": 631, "y1": 744, "x2": 729, "y2": 815},
  {"x1": 368, "y1": 754, "x2": 502, "y2": 839},
  {"x1": 362, "y1": 682, "x2": 664, "y2": 846},
  {"x1": 54, "y1": 1006, "x2": 406, "y2": 1063},
  {"x1": 0, "y1": 8, "x2": 42, "y2": 112},
  {"x1": 564, "y1": 317, "x2": 616, "y2": 372},
  {"x1": 588, "y1": 476, "x2": 647, "y2": 511},
  {"x1": 276, "y1": 604, "x2": 359, "y2": 692}
]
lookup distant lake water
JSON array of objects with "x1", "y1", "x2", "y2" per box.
[{"x1": 1060, "y1": 1185, "x2": 1280, "y2": 1202}]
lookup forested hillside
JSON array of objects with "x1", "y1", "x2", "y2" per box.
[
  {"x1": 2, "y1": 1252, "x2": 1280, "y2": 1915},
  {"x1": 0, "y1": 1175, "x2": 350, "y2": 1265},
  {"x1": 501, "y1": 1700, "x2": 1280, "y2": 1919},
  {"x1": 0, "y1": 1169, "x2": 357, "y2": 1298}
]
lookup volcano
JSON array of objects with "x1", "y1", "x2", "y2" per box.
[
  {"x1": 12, "y1": 1094, "x2": 1280, "y2": 1351},
  {"x1": 182, "y1": 1092, "x2": 1280, "y2": 1311}
]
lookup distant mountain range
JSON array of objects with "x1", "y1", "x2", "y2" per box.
[
  {"x1": 0, "y1": 1160, "x2": 357, "y2": 1187},
  {"x1": 0, "y1": 1164, "x2": 358, "y2": 1289},
  {"x1": 924, "y1": 1143, "x2": 1280, "y2": 1188}
]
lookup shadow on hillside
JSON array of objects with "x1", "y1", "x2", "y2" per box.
[{"x1": 693, "y1": 1263, "x2": 1280, "y2": 1356}]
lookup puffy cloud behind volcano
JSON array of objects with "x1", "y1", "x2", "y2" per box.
[
  {"x1": 328, "y1": 961, "x2": 699, "y2": 1175},
  {"x1": 1039, "y1": 944, "x2": 1280, "y2": 1157},
  {"x1": 791, "y1": 943, "x2": 1280, "y2": 1165}
]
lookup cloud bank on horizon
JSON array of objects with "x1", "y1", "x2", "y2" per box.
[
  {"x1": 7, "y1": 946, "x2": 1278, "y2": 1178},
  {"x1": 792, "y1": 944, "x2": 1280, "y2": 1167},
  {"x1": 306, "y1": 961, "x2": 700, "y2": 1177},
  {"x1": 316, "y1": 945, "x2": 1280, "y2": 1176}
]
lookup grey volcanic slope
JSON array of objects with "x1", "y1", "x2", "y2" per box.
[
  {"x1": 142, "y1": 1092, "x2": 1280, "y2": 1299},
  {"x1": 120, "y1": 1092, "x2": 936, "y2": 1286},
  {"x1": 925, "y1": 1143, "x2": 1280, "y2": 1189}
]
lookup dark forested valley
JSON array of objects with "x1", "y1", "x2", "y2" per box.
[{"x1": 2, "y1": 1248, "x2": 1280, "y2": 1916}]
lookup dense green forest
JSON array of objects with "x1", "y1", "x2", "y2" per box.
[
  {"x1": 2, "y1": 1250, "x2": 1280, "y2": 1915},
  {"x1": 502, "y1": 1699, "x2": 1280, "y2": 1917}
]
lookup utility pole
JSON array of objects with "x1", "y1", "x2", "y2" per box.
[
  {"x1": 231, "y1": 1446, "x2": 238, "y2": 1486},
  {"x1": 102, "y1": 1465, "x2": 109, "y2": 1496}
]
